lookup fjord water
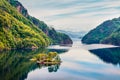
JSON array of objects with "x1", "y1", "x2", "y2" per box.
[{"x1": 0, "y1": 38, "x2": 120, "y2": 80}]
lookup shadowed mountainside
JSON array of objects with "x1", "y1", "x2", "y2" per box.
[{"x1": 82, "y1": 17, "x2": 120, "y2": 46}]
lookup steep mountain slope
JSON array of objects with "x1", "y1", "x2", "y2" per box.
[
  {"x1": 101, "y1": 28, "x2": 120, "y2": 45},
  {"x1": 8, "y1": 0, "x2": 73, "y2": 45},
  {"x1": 0, "y1": 0, "x2": 72, "y2": 50},
  {"x1": 82, "y1": 17, "x2": 120, "y2": 46},
  {"x1": 0, "y1": 0, "x2": 50, "y2": 50}
]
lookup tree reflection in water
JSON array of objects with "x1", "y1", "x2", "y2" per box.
[
  {"x1": 0, "y1": 48, "x2": 68, "y2": 80},
  {"x1": 48, "y1": 64, "x2": 60, "y2": 72},
  {"x1": 37, "y1": 63, "x2": 60, "y2": 72}
]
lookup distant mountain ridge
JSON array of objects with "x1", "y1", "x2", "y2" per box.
[
  {"x1": 58, "y1": 30, "x2": 86, "y2": 39},
  {"x1": 82, "y1": 17, "x2": 120, "y2": 46}
]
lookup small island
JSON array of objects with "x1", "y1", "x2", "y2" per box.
[{"x1": 31, "y1": 52, "x2": 61, "y2": 65}]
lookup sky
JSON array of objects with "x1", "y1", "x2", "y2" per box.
[{"x1": 19, "y1": 0, "x2": 120, "y2": 32}]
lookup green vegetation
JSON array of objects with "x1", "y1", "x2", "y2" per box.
[
  {"x1": 0, "y1": 0, "x2": 72, "y2": 50},
  {"x1": 0, "y1": 48, "x2": 63, "y2": 79},
  {"x1": 0, "y1": 0, "x2": 50, "y2": 50},
  {"x1": 101, "y1": 28, "x2": 120, "y2": 45},
  {"x1": 0, "y1": 48, "x2": 47, "y2": 80},
  {"x1": 31, "y1": 52, "x2": 61, "y2": 65},
  {"x1": 8, "y1": 0, "x2": 73, "y2": 45},
  {"x1": 82, "y1": 17, "x2": 120, "y2": 46}
]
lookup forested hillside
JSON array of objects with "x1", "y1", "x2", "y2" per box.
[
  {"x1": 8, "y1": 0, "x2": 73, "y2": 45},
  {"x1": 0, "y1": 0, "x2": 72, "y2": 51},
  {"x1": 82, "y1": 17, "x2": 120, "y2": 46}
]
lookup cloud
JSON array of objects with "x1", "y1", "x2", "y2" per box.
[{"x1": 19, "y1": 0, "x2": 120, "y2": 32}]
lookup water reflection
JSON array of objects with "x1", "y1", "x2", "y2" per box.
[
  {"x1": 25, "y1": 41, "x2": 120, "y2": 80},
  {"x1": 0, "y1": 48, "x2": 69, "y2": 80},
  {"x1": 48, "y1": 64, "x2": 60, "y2": 72},
  {"x1": 0, "y1": 49, "x2": 38, "y2": 80},
  {"x1": 48, "y1": 49, "x2": 68, "y2": 54},
  {"x1": 89, "y1": 47, "x2": 120, "y2": 66},
  {"x1": 37, "y1": 63, "x2": 60, "y2": 72}
]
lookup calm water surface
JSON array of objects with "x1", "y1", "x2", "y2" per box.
[{"x1": 0, "y1": 38, "x2": 120, "y2": 80}]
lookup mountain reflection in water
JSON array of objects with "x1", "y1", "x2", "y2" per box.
[
  {"x1": 1, "y1": 39, "x2": 120, "y2": 80},
  {"x1": 0, "y1": 48, "x2": 68, "y2": 80},
  {"x1": 89, "y1": 47, "x2": 120, "y2": 66}
]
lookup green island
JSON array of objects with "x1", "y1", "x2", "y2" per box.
[{"x1": 31, "y1": 52, "x2": 61, "y2": 65}]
